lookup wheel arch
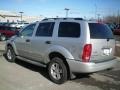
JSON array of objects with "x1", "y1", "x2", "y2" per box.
[
  {"x1": 49, "y1": 52, "x2": 71, "y2": 79},
  {"x1": 6, "y1": 42, "x2": 18, "y2": 55}
]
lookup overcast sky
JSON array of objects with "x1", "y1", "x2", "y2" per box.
[{"x1": 0, "y1": 0, "x2": 120, "y2": 19}]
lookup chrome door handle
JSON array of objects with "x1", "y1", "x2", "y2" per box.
[
  {"x1": 26, "y1": 39, "x2": 30, "y2": 42},
  {"x1": 45, "y1": 41, "x2": 51, "y2": 44}
]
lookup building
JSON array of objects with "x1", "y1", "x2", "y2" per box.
[{"x1": 0, "y1": 10, "x2": 43, "y2": 23}]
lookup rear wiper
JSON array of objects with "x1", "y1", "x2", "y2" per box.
[
  {"x1": 107, "y1": 38, "x2": 113, "y2": 41},
  {"x1": 107, "y1": 38, "x2": 110, "y2": 41}
]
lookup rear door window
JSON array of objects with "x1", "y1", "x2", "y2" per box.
[
  {"x1": 35, "y1": 22, "x2": 54, "y2": 37},
  {"x1": 89, "y1": 23, "x2": 113, "y2": 39}
]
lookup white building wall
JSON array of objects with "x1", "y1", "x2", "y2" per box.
[{"x1": 0, "y1": 10, "x2": 43, "y2": 23}]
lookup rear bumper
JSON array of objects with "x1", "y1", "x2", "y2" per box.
[{"x1": 67, "y1": 58, "x2": 117, "y2": 73}]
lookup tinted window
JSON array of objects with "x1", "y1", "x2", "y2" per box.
[
  {"x1": 20, "y1": 24, "x2": 36, "y2": 37},
  {"x1": 89, "y1": 23, "x2": 114, "y2": 39},
  {"x1": 58, "y1": 22, "x2": 80, "y2": 37},
  {"x1": 36, "y1": 22, "x2": 54, "y2": 37},
  {"x1": 0, "y1": 26, "x2": 6, "y2": 30},
  {"x1": 10, "y1": 27, "x2": 17, "y2": 31},
  {"x1": 0, "y1": 26, "x2": 16, "y2": 31}
]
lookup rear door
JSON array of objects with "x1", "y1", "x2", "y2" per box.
[
  {"x1": 89, "y1": 23, "x2": 115, "y2": 62},
  {"x1": 30, "y1": 22, "x2": 55, "y2": 63}
]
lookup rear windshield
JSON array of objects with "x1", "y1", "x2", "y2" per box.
[{"x1": 89, "y1": 23, "x2": 114, "y2": 39}]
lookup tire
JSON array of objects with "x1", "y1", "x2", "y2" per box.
[
  {"x1": 6, "y1": 46, "x2": 16, "y2": 62},
  {"x1": 48, "y1": 57, "x2": 67, "y2": 84},
  {"x1": 0, "y1": 34, "x2": 6, "y2": 41}
]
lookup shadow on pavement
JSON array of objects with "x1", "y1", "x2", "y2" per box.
[
  {"x1": 3, "y1": 53, "x2": 51, "y2": 81},
  {"x1": 15, "y1": 59, "x2": 50, "y2": 80},
  {"x1": 3, "y1": 53, "x2": 91, "y2": 83},
  {"x1": 72, "y1": 68, "x2": 120, "y2": 90},
  {"x1": 15, "y1": 59, "x2": 91, "y2": 82}
]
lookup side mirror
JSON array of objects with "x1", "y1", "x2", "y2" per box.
[{"x1": 15, "y1": 31, "x2": 20, "y2": 36}]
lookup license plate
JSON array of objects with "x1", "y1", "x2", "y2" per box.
[{"x1": 103, "y1": 48, "x2": 112, "y2": 56}]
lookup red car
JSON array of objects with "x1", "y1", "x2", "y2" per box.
[
  {"x1": 0, "y1": 26, "x2": 17, "y2": 41},
  {"x1": 113, "y1": 25, "x2": 120, "y2": 35},
  {"x1": 113, "y1": 29, "x2": 120, "y2": 35}
]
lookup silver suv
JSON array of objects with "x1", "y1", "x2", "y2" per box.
[{"x1": 5, "y1": 18, "x2": 117, "y2": 84}]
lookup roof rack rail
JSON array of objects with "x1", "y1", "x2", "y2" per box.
[
  {"x1": 74, "y1": 18, "x2": 83, "y2": 20},
  {"x1": 42, "y1": 18, "x2": 83, "y2": 21},
  {"x1": 42, "y1": 18, "x2": 57, "y2": 21}
]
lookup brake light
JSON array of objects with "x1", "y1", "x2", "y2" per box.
[{"x1": 82, "y1": 44, "x2": 92, "y2": 62}]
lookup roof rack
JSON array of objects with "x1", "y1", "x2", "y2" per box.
[{"x1": 42, "y1": 18, "x2": 83, "y2": 21}]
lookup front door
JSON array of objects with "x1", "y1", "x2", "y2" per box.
[{"x1": 15, "y1": 23, "x2": 36, "y2": 59}]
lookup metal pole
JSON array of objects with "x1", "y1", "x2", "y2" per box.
[
  {"x1": 64, "y1": 8, "x2": 70, "y2": 18},
  {"x1": 19, "y1": 12, "x2": 23, "y2": 23},
  {"x1": 94, "y1": 4, "x2": 97, "y2": 19},
  {"x1": 118, "y1": 9, "x2": 119, "y2": 24},
  {"x1": 97, "y1": 14, "x2": 100, "y2": 22}
]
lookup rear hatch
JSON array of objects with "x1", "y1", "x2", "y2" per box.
[{"x1": 89, "y1": 23, "x2": 115, "y2": 63}]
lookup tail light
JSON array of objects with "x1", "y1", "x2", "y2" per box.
[{"x1": 82, "y1": 44, "x2": 92, "y2": 62}]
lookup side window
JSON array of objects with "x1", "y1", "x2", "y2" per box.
[
  {"x1": 58, "y1": 22, "x2": 80, "y2": 37},
  {"x1": 21, "y1": 24, "x2": 36, "y2": 37},
  {"x1": 35, "y1": 22, "x2": 54, "y2": 37},
  {"x1": 0, "y1": 26, "x2": 4, "y2": 30}
]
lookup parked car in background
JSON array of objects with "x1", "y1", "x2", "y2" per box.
[
  {"x1": 0, "y1": 22, "x2": 29, "y2": 29},
  {"x1": 113, "y1": 24, "x2": 120, "y2": 35},
  {"x1": 9, "y1": 22, "x2": 29, "y2": 29},
  {"x1": 0, "y1": 26, "x2": 18, "y2": 41},
  {"x1": 9, "y1": 22, "x2": 18, "y2": 27},
  {"x1": 0, "y1": 22, "x2": 11, "y2": 26},
  {"x1": 5, "y1": 18, "x2": 117, "y2": 84},
  {"x1": 106, "y1": 23, "x2": 120, "y2": 35},
  {"x1": 106, "y1": 23, "x2": 116, "y2": 31}
]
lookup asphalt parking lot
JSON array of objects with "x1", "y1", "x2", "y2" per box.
[{"x1": 0, "y1": 36, "x2": 120, "y2": 90}]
